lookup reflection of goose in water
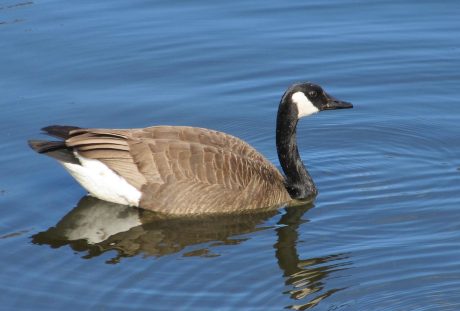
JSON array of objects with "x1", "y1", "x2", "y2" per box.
[
  {"x1": 32, "y1": 196, "x2": 279, "y2": 260},
  {"x1": 32, "y1": 196, "x2": 351, "y2": 308},
  {"x1": 276, "y1": 207, "x2": 350, "y2": 310}
]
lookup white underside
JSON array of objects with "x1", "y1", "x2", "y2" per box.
[{"x1": 60, "y1": 152, "x2": 141, "y2": 206}]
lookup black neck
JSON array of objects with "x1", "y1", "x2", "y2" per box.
[{"x1": 276, "y1": 102, "x2": 317, "y2": 199}]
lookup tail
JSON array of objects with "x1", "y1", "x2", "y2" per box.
[
  {"x1": 28, "y1": 125, "x2": 81, "y2": 164},
  {"x1": 28, "y1": 140, "x2": 66, "y2": 153},
  {"x1": 41, "y1": 125, "x2": 80, "y2": 139}
]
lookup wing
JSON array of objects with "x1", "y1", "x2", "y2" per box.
[
  {"x1": 65, "y1": 126, "x2": 290, "y2": 214},
  {"x1": 66, "y1": 128, "x2": 148, "y2": 189}
]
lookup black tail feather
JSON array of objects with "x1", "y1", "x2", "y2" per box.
[
  {"x1": 28, "y1": 140, "x2": 80, "y2": 164},
  {"x1": 41, "y1": 125, "x2": 81, "y2": 139},
  {"x1": 28, "y1": 140, "x2": 65, "y2": 153}
]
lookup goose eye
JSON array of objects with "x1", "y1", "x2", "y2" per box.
[{"x1": 308, "y1": 91, "x2": 318, "y2": 98}]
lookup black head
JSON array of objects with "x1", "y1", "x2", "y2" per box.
[{"x1": 281, "y1": 82, "x2": 353, "y2": 119}]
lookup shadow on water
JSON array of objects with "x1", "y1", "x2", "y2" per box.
[{"x1": 32, "y1": 196, "x2": 350, "y2": 309}]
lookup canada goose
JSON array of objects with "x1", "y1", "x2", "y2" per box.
[{"x1": 29, "y1": 82, "x2": 352, "y2": 215}]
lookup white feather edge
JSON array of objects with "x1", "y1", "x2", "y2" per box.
[
  {"x1": 60, "y1": 152, "x2": 141, "y2": 206},
  {"x1": 291, "y1": 91, "x2": 319, "y2": 118}
]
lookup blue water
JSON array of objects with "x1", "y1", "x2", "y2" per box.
[{"x1": 1, "y1": 0, "x2": 460, "y2": 310}]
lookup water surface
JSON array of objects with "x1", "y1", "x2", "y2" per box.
[{"x1": 1, "y1": 0, "x2": 460, "y2": 310}]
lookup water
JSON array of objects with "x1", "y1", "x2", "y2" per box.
[{"x1": 1, "y1": 0, "x2": 460, "y2": 310}]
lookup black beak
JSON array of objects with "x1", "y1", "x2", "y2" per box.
[{"x1": 323, "y1": 92, "x2": 353, "y2": 110}]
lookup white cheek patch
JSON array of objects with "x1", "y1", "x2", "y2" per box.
[{"x1": 292, "y1": 91, "x2": 319, "y2": 118}]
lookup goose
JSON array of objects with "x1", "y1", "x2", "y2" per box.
[{"x1": 28, "y1": 82, "x2": 352, "y2": 215}]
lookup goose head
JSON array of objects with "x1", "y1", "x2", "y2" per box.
[
  {"x1": 280, "y1": 82, "x2": 353, "y2": 120},
  {"x1": 276, "y1": 82, "x2": 353, "y2": 200}
]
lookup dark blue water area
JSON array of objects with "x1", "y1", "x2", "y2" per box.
[{"x1": 1, "y1": 0, "x2": 460, "y2": 310}]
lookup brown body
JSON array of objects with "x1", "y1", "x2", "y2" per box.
[{"x1": 38, "y1": 126, "x2": 291, "y2": 214}]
